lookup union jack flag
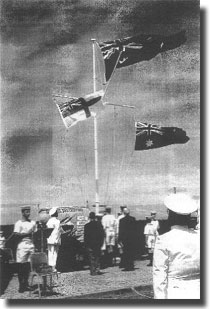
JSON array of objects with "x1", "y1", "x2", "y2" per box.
[
  {"x1": 135, "y1": 122, "x2": 189, "y2": 151},
  {"x1": 135, "y1": 122, "x2": 165, "y2": 137}
]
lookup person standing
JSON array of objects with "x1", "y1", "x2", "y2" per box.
[
  {"x1": 118, "y1": 208, "x2": 136, "y2": 271},
  {"x1": 153, "y1": 193, "x2": 200, "y2": 299},
  {"x1": 46, "y1": 207, "x2": 62, "y2": 272},
  {"x1": 144, "y1": 216, "x2": 158, "y2": 266},
  {"x1": 14, "y1": 206, "x2": 37, "y2": 293},
  {"x1": 116, "y1": 207, "x2": 125, "y2": 268},
  {"x1": 101, "y1": 206, "x2": 116, "y2": 267},
  {"x1": 150, "y1": 211, "x2": 160, "y2": 232},
  {"x1": 0, "y1": 231, "x2": 6, "y2": 249},
  {"x1": 84, "y1": 212, "x2": 104, "y2": 275}
]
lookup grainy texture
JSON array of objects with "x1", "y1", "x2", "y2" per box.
[{"x1": 1, "y1": 259, "x2": 153, "y2": 299}]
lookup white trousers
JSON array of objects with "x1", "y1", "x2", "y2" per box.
[{"x1": 47, "y1": 244, "x2": 59, "y2": 268}]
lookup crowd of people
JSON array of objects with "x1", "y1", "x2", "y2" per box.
[
  {"x1": 0, "y1": 192, "x2": 200, "y2": 299},
  {"x1": 84, "y1": 206, "x2": 139, "y2": 274}
]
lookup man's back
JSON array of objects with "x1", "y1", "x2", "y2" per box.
[
  {"x1": 153, "y1": 226, "x2": 200, "y2": 299},
  {"x1": 102, "y1": 214, "x2": 116, "y2": 230},
  {"x1": 84, "y1": 221, "x2": 104, "y2": 249},
  {"x1": 119, "y1": 215, "x2": 136, "y2": 243}
]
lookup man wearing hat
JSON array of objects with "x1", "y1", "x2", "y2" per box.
[
  {"x1": 144, "y1": 216, "x2": 158, "y2": 266},
  {"x1": 14, "y1": 206, "x2": 37, "y2": 293},
  {"x1": 150, "y1": 211, "x2": 160, "y2": 232},
  {"x1": 46, "y1": 207, "x2": 63, "y2": 272},
  {"x1": 118, "y1": 208, "x2": 137, "y2": 271},
  {"x1": 84, "y1": 212, "x2": 104, "y2": 275},
  {"x1": 153, "y1": 193, "x2": 200, "y2": 299}
]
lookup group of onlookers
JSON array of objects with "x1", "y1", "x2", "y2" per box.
[
  {"x1": 84, "y1": 193, "x2": 200, "y2": 299},
  {"x1": 8, "y1": 206, "x2": 62, "y2": 293},
  {"x1": 83, "y1": 206, "x2": 161, "y2": 274},
  {"x1": 84, "y1": 206, "x2": 139, "y2": 274},
  {"x1": 1, "y1": 192, "x2": 200, "y2": 299}
]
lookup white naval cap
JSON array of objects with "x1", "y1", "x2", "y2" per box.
[
  {"x1": 49, "y1": 207, "x2": 58, "y2": 216},
  {"x1": 164, "y1": 193, "x2": 198, "y2": 215}
]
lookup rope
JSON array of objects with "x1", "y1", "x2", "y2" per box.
[
  {"x1": 105, "y1": 106, "x2": 117, "y2": 204},
  {"x1": 76, "y1": 122, "x2": 90, "y2": 204},
  {"x1": 122, "y1": 109, "x2": 135, "y2": 203}
]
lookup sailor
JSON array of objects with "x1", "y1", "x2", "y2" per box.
[
  {"x1": 153, "y1": 193, "x2": 200, "y2": 299},
  {"x1": 101, "y1": 206, "x2": 117, "y2": 267},
  {"x1": 150, "y1": 211, "x2": 160, "y2": 232},
  {"x1": 14, "y1": 205, "x2": 37, "y2": 293},
  {"x1": 46, "y1": 207, "x2": 63, "y2": 272},
  {"x1": 144, "y1": 216, "x2": 158, "y2": 266}
]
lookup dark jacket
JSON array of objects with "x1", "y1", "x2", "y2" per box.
[
  {"x1": 119, "y1": 215, "x2": 136, "y2": 246},
  {"x1": 84, "y1": 220, "x2": 104, "y2": 250}
]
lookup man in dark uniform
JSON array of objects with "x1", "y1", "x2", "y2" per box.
[
  {"x1": 84, "y1": 212, "x2": 104, "y2": 275},
  {"x1": 118, "y1": 208, "x2": 136, "y2": 271}
]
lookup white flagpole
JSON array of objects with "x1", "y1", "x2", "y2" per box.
[{"x1": 91, "y1": 38, "x2": 100, "y2": 215}]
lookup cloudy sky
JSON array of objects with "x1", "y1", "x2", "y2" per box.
[{"x1": 1, "y1": 0, "x2": 200, "y2": 217}]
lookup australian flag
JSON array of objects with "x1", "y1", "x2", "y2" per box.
[
  {"x1": 99, "y1": 30, "x2": 186, "y2": 81},
  {"x1": 135, "y1": 122, "x2": 189, "y2": 151}
]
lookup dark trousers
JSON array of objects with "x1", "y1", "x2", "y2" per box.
[
  {"x1": 122, "y1": 243, "x2": 135, "y2": 270},
  {"x1": 17, "y1": 262, "x2": 30, "y2": 289},
  {"x1": 87, "y1": 248, "x2": 100, "y2": 275}
]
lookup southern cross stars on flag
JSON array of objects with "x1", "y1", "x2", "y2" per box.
[{"x1": 135, "y1": 122, "x2": 189, "y2": 151}]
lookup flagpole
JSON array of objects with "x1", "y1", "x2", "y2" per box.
[{"x1": 91, "y1": 38, "x2": 100, "y2": 215}]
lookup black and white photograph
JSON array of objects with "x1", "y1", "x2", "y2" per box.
[{"x1": 0, "y1": 0, "x2": 201, "y2": 304}]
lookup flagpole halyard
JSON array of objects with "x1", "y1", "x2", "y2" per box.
[{"x1": 91, "y1": 38, "x2": 100, "y2": 215}]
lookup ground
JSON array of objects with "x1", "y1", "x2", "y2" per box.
[{"x1": 1, "y1": 259, "x2": 153, "y2": 301}]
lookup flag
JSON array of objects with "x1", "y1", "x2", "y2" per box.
[
  {"x1": 135, "y1": 122, "x2": 189, "y2": 151},
  {"x1": 55, "y1": 90, "x2": 104, "y2": 128},
  {"x1": 99, "y1": 30, "x2": 186, "y2": 81}
]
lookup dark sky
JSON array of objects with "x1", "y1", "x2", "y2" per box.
[{"x1": 1, "y1": 0, "x2": 200, "y2": 218}]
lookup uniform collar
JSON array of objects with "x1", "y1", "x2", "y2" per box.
[{"x1": 171, "y1": 225, "x2": 188, "y2": 231}]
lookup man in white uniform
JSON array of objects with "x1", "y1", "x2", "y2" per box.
[
  {"x1": 101, "y1": 206, "x2": 116, "y2": 266},
  {"x1": 116, "y1": 207, "x2": 125, "y2": 268},
  {"x1": 150, "y1": 211, "x2": 160, "y2": 232},
  {"x1": 46, "y1": 207, "x2": 63, "y2": 272},
  {"x1": 153, "y1": 193, "x2": 200, "y2": 299},
  {"x1": 14, "y1": 205, "x2": 37, "y2": 293},
  {"x1": 144, "y1": 216, "x2": 158, "y2": 266}
]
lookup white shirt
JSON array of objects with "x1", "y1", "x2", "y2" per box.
[
  {"x1": 14, "y1": 219, "x2": 37, "y2": 245},
  {"x1": 151, "y1": 220, "x2": 160, "y2": 232},
  {"x1": 153, "y1": 225, "x2": 200, "y2": 299},
  {"x1": 144, "y1": 223, "x2": 158, "y2": 236},
  {"x1": 47, "y1": 217, "x2": 62, "y2": 245},
  {"x1": 102, "y1": 214, "x2": 116, "y2": 232},
  {"x1": 116, "y1": 214, "x2": 125, "y2": 235}
]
